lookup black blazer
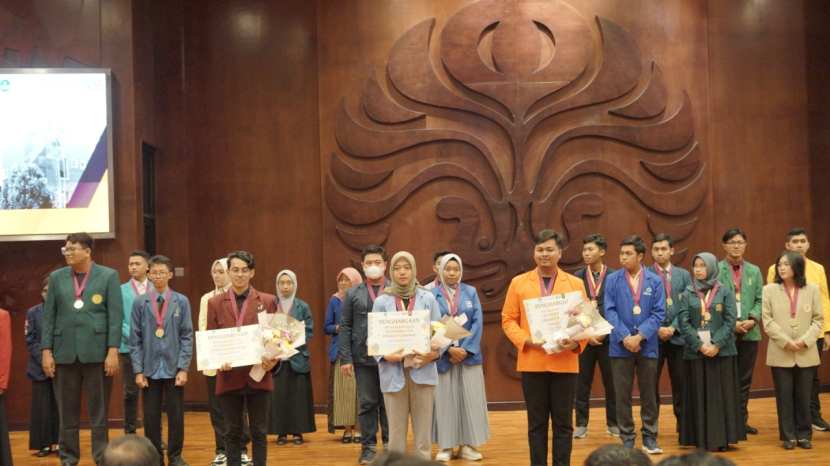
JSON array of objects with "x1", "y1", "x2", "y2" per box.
[
  {"x1": 338, "y1": 279, "x2": 386, "y2": 366},
  {"x1": 574, "y1": 266, "x2": 615, "y2": 317},
  {"x1": 25, "y1": 303, "x2": 47, "y2": 382}
]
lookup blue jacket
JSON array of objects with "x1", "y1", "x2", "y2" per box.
[
  {"x1": 647, "y1": 264, "x2": 692, "y2": 346},
  {"x1": 129, "y1": 289, "x2": 193, "y2": 377},
  {"x1": 373, "y1": 289, "x2": 441, "y2": 392},
  {"x1": 604, "y1": 267, "x2": 666, "y2": 358},
  {"x1": 430, "y1": 283, "x2": 483, "y2": 372},
  {"x1": 274, "y1": 298, "x2": 314, "y2": 374},
  {"x1": 120, "y1": 280, "x2": 153, "y2": 354},
  {"x1": 324, "y1": 296, "x2": 342, "y2": 363},
  {"x1": 25, "y1": 303, "x2": 47, "y2": 381}
]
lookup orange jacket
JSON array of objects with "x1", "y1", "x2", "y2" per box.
[{"x1": 502, "y1": 269, "x2": 588, "y2": 373}]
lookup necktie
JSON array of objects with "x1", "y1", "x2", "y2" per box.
[{"x1": 158, "y1": 296, "x2": 164, "y2": 312}]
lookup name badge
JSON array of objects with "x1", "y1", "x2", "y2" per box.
[{"x1": 466, "y1": 301, "x2": 473, "y2": 308}]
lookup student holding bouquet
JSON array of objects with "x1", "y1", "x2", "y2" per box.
[
  {"x1": 267, "y1": 270, "x2": 316, "y2": 445},
  {"x1": 430, "y1": 254, "x2": 489, "y2": 462}
]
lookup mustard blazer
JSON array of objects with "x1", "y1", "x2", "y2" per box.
[{"x1": 762, "y1": 282, "x2": 824, "y2": 368}]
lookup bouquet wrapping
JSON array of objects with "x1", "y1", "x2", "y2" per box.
[{"x1": 249, "y1": 312, "x2": 306, "y2": 382}]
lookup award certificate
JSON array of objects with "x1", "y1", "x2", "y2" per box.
[
  {"x1": 524, "y1": 291, "x2": 585, "y2": 343},
  {"x1": 196, "y1": 324, "x2": 262, "y2": 371},
  {"x1": 367, "y1": 310, "x2": 431, "y2": 356}
]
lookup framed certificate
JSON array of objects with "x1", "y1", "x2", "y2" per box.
[
  {"x1": 367, "y1": 310, "x2": 431, "y2": 356},
  {"x1": 524, "y1": 291, "x2": 585, "y2": 343},
  {"x1": 195, "y1": 324, "x2": 262, "y2": 371}
]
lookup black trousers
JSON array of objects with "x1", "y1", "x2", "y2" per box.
[
  {"x1": 0, "y1": 394, "x2": 11, "y2": 466},
  {"x1": 29, "y1": 379, "x2": 60, "y2": 450},
  {"x1": 735, "y1": 339, "x2": 759, "y2": 425},
  {"x1": 655, "y1": 342, "x2": 684, "y2": 430},
  {"x1": 119, "y1": 353, "x2": 141, "y2": 434},
  {"x1": 611, "y1": 354, "x2": 659, "y2": 441},
  {"x1": 206, "y1": 375, "x2": 250, "y2": 455},
  {"x1": 772, "y1": 365, "x2": 816, "y2": 441},
  {"x1": 219, "y1": 390, "x2": 269, "y2": 466},
  {"x1": 522, "y1": 372, "x2": 577, "y2": 466},
  {"x1": 354, "y1": 364, "x2": 389, "y2": 450},
  {"x1": 143, "y1": 378, "x2": 184, "y2": 461},
  {"x1": 574, "y1": 340, "x2": 616, "y2": 428},
  {"x1": 53, "y1": 360, "x2": 113, "y2": 465},
  {"x1": 810, "y1": 342, "x2": 824, "y2": 423}
]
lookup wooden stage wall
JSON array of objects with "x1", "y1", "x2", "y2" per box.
[{"x1": 0, "y1": 0, "x2": 828, "y2": 429}]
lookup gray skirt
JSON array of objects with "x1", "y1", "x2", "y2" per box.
[{"x1": 431, "y1": 362, "x2": 490, "y2": 449}]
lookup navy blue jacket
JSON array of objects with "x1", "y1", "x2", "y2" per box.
[
  {"x1": 604, "y1": 266, "x2": 666, "y2": 358},
  {"x1": 25, "y1": 303, "x2": 48, "y2": 381},
  {"x1": 130, "y1": 289, "x2": 193, "y2": 377},
  {"x1": 431, "y1": 283, "x2": 484, "y2": 372},
  {"x1": 324, "y1": 296, "x2": 342, "y2": 363}
]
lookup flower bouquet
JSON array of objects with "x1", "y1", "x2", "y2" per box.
[
  {"x1": 542, "y1": 300, "x2": 613, "y2": 354},
  {"x1": 249, "y1": 312, "x2": 306, "y2": 382},
  {"x1": 404, "y1": 314, "x2": 473, "y2": 369}
]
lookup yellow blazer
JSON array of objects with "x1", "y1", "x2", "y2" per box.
[
  {"x1": 767, "y1": 258, "x2": 830, "y2": 334},
  {"x1": 762, "y1": 282, "x2": 824, "y2": 368}
]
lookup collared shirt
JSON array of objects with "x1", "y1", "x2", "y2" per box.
[
  {"x1": 132, "y1": 278, "x2": 150, "y2": 295},
  {"x1": 234, "y1": 288, "x2": 251, "y2": 312},
  {"x1": 628, "y1": 269, "x2": 641, "y2": 288}
]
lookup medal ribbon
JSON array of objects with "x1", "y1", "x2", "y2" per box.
[
  {"x1": 442, "y1": 285, "x2": 461, "y2": 317},
  {"x1": 538, "y1": 269, "x2": 558, "y2": 297},
  {"x1": 230, "y1": 290, "x2": 251, "y2": 327},
  {"x1": 394, "y1": 294, "x2": 417, "y2": 312},
  {"x1": 73, "y1": 262, "x2": 94, "y2": 302},
  {"x1": 624, "y1": 267, "x2": 644, "y2": 309},
  {"x1": 658, "y1": 265, "x2": 673, "y2": 304},
  {"x1": 783, "y1": 282, "x2": 799, "y2": 319},
  {"x1": 131, "y1": 279, "x2": 145, "y2": 296},
  {"x1": 151, "y1": 289, "x2": 171, "y2": 331},
  {"x1": 278, "y1": 300, "x2": 294, "y2": 315},
  {"x1": 367, "y1": 279, "x2": 386, "y2": 303},
  {"x1": 586, "y1": 265, "x2": 607, "y2": 302},
  {"x1": 728, "y1": 258, "x2": 743, "y2": 295},
  {"x1": 694, "y1": 282, "x2": 720, "y2": 324}
]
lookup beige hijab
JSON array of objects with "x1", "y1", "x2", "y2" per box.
[{"x1": 383, "y1": 251, "x2": 426, "y2": 299}]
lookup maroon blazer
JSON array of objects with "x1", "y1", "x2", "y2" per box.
[{"x1": 207, "y1": 286, "x2": 277, "y2": 395}]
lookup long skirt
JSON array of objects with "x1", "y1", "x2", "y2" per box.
[
  {"x1": 29, "y1": 379, "x2": 60, "y2": 450},
  {"x1": 431, "y1": 363, "x2": 490, "y2": 449},
  {"x1": 267, "y1": 363, "x2": 317, "y2": 435},
  {"x1": 327, "y1": 357, "x2": 359, "y2": 433},
  {"x1": 679, "y1": 356, "x2": 746, "y2": 449}
]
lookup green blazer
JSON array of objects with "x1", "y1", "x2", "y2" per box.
[
  {"x1": 42, "y1": 264, "x2": 124, "y2": 364},
  {"x1": 275, "y1": 298, "x2": 314, "y2": 374},
  {"x1": 677, "y1": 284, "x2": 738, "y2": 360},
  {"x1": 717, "y1": 259, "x2": 763, "y2": 341}
]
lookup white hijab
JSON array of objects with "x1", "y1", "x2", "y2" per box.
[
  {"x1": 212, "y1": 258, "x2": 230, "y2": 294},
  {"x1": 276, "y1": 269, "x2": 297, "y2": 314},
  {"x1": 438, "y1": 254, "x2": 463, "y2": 302}
]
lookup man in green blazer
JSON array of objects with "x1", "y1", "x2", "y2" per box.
[
  {"x1": 718, "y1": 228, "x2": 763, "y2": 435},
  {"x1": 41, "y1": 232, "x2": 123, "y2": 466}
]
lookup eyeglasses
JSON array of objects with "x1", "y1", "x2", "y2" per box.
[
  {"x1": 149, "y1": 271, "x2": 171, "y2": 277},
  {"x1": 61, "y1": 247, "x2": 86, "y2": 256},
  {"x1": 725, "y1": 241, "x2": 746, "y2": 246}
]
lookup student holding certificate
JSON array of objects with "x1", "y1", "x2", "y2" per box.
[
  {"x1": 676, "y1": 253, "x2": 744, "y2": 451},
  {"x1": 501, "y1": 229, "x2": 588, "y2": 466},
  {"x1": 373, "y1": 252, "x2": 441, "y2": 460}
]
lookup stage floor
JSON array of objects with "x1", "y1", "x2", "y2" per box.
[{"x1": 8, "y1": 395, "x2": 830, "y2": 465}]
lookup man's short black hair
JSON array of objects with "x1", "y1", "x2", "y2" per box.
[
  {"x1": 582, "y1": 234, "x2": 607, "y2": 251},
  {"x1": 534, "y1": 229, "x2": 564, "y2": 248},
  {"x1": 722, "y1": 228, "x2": 746, "y2": 243},
  {"x1": 787, "y1": 227, "x2": 808, "y2": 242},
  {"x1": 585, "y1": 444, "x2": 652, "y2": 466},
  {"x1": 66, "y1": 232, "x2": 94, "y2": 252},
  {"x1": 655, "y1": 450, "x2": 736, "y2": 466},
  {"x1": 227, "y1": 251, "x2": 255, "y2": 270},
  {"x1": 101, "y1": 434, "x2": 159, "y2": 466},
  {"x1": 148, "y1": 255, "x2": 173, "y2": 272},
  {"x1": 621, "y1": 235, "x2": 646, "y2": 255},
  {"x1": 129, "y1": 250, "x2": 151, "y2": 262},
  {"x1": 362, "y1": 245, "x2": 388, "y2": 262},
  {"x1": 651, "y1": 233, "x2": 674, "y2": 247},
  {"x1": 433, "y1": 250, "x2": 452, "y2": 264}
]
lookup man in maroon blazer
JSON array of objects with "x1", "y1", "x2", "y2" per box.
[{"x1": 207, "y1": 252, "x2": 277, "y2": 466}]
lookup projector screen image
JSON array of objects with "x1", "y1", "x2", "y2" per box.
[{"x1": 0, "y1": 69, "x2": 114, "y2": 241}]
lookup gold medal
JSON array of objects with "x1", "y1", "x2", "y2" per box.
[
  {"x1": 789, "y1": 318, "x2": 797, "y2": 327},
  {"x1": 704, "y1": 312, "x2": 712, "y2": 321},
  {"x1": 74, "y1": 300, "x2": 83, "y2": 309},
  {"x1": 633, "y1": 305, "x2": 642, "y2": 315},
  {"x1": 155, "y1": 328, "x2": 164, "y2": 338},
  {"x1": 667, "y1": 298, "x2": 673, "y2": 307},
  {"x1": 735, "y1": 292, "x2": 741, "y2": 302}
]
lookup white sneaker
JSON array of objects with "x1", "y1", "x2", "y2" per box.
[
  {"x1": 573, "y1": 426, "x2": 588, "y2": 438},
  {"x1": 606, "y1": 426, "x2": 621, "y2": 437},
  {"x1": 240, "y1": 454, "x2": 252, "y2": 465},
  {"x1": 457, "y1": 445, "x2": 482, "y2": 461},
  {"x1": 435, "y1": 448, "x2": 454, "y2": 462},
  {"x1": 210, "y1": 455, "x2": 226, "y2": 466}
]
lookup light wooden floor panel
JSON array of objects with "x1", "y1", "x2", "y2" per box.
[{"x1": 9, "y1": 395, "x2": 830, "y2": 465}]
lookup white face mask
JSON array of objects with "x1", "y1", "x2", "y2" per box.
[{"x1": 364, "y1": 265, "x2": 385, "y2": 280}]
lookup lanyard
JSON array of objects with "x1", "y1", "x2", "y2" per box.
[
  {"x1": 625, "y1": 267, "x2": 644, "y2": 309},
  {"x1": 658, "y1": 265, "x2": 673, "y2": 304},
  {"x1": 586, "y1": 265, "x2": 607, "y2": 302},
  {"x1": 230, "y1": 289, "x2": 251, "y2": 329},
  {"x1": 783, "y1": 283, "x2": 799, "y2": 319},
  {"x1": 131, "y1": 279, "x2": 147, "y2": 296},
  {"x1": 694, "y1": 282, "x2": 720, "y2": 326},
  {"x1": 538, "y1": 269, "x2": 558, "y2": 297},
  {"x1": 73, "y1": 263, "x2": 94, "y2": 302},
  {"x1": 151, "y1": 289, "x2": 171, "y2": 330},
  {"x1": 394, "y1": 294, "x2": 417, "y2": 313},
  {"x1": 367, "y1": 279, "x2": 386, "y2": 303},
  {"x1": 442, "y1": 285, "x2": 460, "y2": 316},
  {"x1": 728, "y1": 258, "x2": 743, "y2": 300}
]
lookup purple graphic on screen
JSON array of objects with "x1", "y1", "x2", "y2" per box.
[{"x1": 67, "y1": 128, "x2": 107, "y2": 208}]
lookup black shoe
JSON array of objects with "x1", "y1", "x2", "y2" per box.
[
  {"x1": 717, "y1": 446, "x2": 728, "y2": 452},
  {"x1": 783, "y1": 440, "x2": 795, "y2": 450},
  {"x1": 353, "y1": 435, "x2": 362, "y2": 444},
  {"x1": 745, "y1": 424, "x2": 758, "y2": 435},
  {"x1": 797, "y1": 439, "x2": 812, "y2": 449},
  {"x1": 293, "y1": 434, "x2": 303, "y2": 445},
  {"x1": 341, "y1": 432, "x2": 352, "y2": 444},
  {"x1": 169, "y1": 458, "x2": 189, "y2": 466},
  {"x1": 812, "y1": 418, "x2": 830, "y2": 431},
  {"x1": 358, "y1": 449, "x2": 376, "y2": 464},
  {"x1": 37, "y1": 447, "x2": 52, "y2": 457},
  {"x1": 277, "y1": 435, "x2": 287, "y2": 445}
]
